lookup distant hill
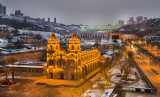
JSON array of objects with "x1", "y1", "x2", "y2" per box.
[
  {"x1": 115, "y1": 18, "x2": 160, "y2": 38},
  {"x1": 0, "y1": 16, "x2": 79, "y2": 34}
]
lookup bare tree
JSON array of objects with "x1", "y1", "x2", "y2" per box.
[
  {"x1": 115, "y1": 83, "x2": 126, "y2": 97},
  {"x1": 4, "y1": 67, "x2": 10, "y2": 80},
  {"x1": 105, "y1": 74, "x2": 111, "y2": 90},
  {"x1": 120, "y1": 64, "x2": 125, "y2": 76},
  {"x1": 125, "y1": 66, "x2": 131, "y2": 80},
  {"x1": 8, "y1": 57, "x2": 16, "y2": 82}
]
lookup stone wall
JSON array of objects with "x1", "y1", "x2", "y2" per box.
[{"x1": 3, "y1": 50, "x2": 46, "y2": 64}]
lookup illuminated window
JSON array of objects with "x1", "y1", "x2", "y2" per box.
[
  {"x1": 70, "y1": 59, "x2": 75, "y2": 66},
  {"x1": 50, "y1": 45, "x2": 52, "y2": 50},
  {"x1": 49, "y1": 59, "x2": 52, "y2": 65},
  {"x1": 72, "y1": 45, "x2": 74, "y2": 50}
]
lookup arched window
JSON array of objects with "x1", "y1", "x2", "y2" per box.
[
  {"x1": 52, "y1": 60, "x2": 55, "y2": 68},
  {"x1": 56, "y1": 45, "x2": 58, "y2": 49},
  {"x1": 57, "y1": 59, "x2": 66, "y2": 68},
  {"x1": 70, "y1": 59, "x2": 75, "y2": 66},
  {"x1": 72, "y1": 45, "x2": 74, "y2": 50},
  {"x1": 78, "y1": 59, "x2": 81, "y2": 66},
  {"x1": 50, "y1": 45, "x2": 52, "y2": 50},
  {"x1": 49, "y1": 59, "x2": 52, "y2": 65}
]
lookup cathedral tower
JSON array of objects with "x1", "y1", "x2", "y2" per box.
[{"x1": 68, "y1": 31, "x2": 81, "y2": 80}]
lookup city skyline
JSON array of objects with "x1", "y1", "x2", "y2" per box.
[{"x1": 1, "y1": 0, "x2": 160, "y2": 25}]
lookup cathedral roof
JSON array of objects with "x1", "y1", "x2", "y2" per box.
[
  {"x1": 71, "y1": 31, "x2": 78, "y2": 40},
  {"x1": 50, "y1": 32, "x2": 57, "y2": 40}
]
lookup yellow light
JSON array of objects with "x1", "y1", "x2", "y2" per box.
[{"x1": 47, "y1": 69, "x2": 48, "y2": 71}]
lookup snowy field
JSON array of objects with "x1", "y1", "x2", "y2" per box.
[
  {"x1": 0, "y1": 39, "x2": 8, "y2": 47},
  {"x1": 18, "y1": 30, "x2": 62, "y2": 40},
  {"x1": 83, "y1": 89, "x2": 114, "y2": 97}
]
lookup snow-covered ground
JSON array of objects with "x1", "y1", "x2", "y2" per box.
[
  {"x1": 18, "y1": 29, "x2": 62, "y2": 40},
  {"x1": 1, "y1": 46, "x2": 46, "y2": 54},
  {"x1": 83, "y1": 89, "x2": 114, "y2": 97},
  {"x1": 0, "y1": 39, "x2": 8, "y2": 47}
]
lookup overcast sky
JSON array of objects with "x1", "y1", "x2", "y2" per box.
[{"x1": 1, "y1": 0, "x2": 160, "y2": 25}]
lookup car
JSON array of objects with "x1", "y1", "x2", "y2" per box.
[{"x1": 1, "y1": 79, "x2": 13, "y2": 86}]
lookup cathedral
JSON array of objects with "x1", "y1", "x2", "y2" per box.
[{"x1": 47, "y1": 31, "x2": 100, "y2": 80}]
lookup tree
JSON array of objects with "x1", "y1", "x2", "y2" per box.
[
  {"x1": 115, "y1": 83, "x2": 126, "y2": 97},
  {"x1": 94, "y1": 42, "x2": 100, "y2": 49},
  {"x1": 4, "y1": 67, "x2": 10, "y2": 80},
  {"x1": 41, "y1": 50, "x2": 47, "y2": 61},
  {"x1": 105, "y1": 75, "x2": 111, "y2": 90},
  {"x1": 98, "y1": 83, "x2": 105, "y2": 95},
  {"x1": 14, "y1": 39, "x2": 24, "y2": 49},
  {"x1": 8, "y1": 57, "x2": 16, "y2": 82},
  {"x1": 124, "y1": 66, "x2": 131, "y2": 80},
  {"x1": 120, "y1": 64, "x2": 125, "y2": 76}
]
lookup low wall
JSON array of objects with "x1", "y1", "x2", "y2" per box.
[{"x1": 1, "y1": 49, "x2": 46, "y2": 65}]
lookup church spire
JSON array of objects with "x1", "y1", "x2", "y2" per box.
[
  {"x1": 50, "y1": 32, "x2": 57, "y2": 40},
  {"x1": 71, "y1": 31, "x2": 78, "y2": 40}
]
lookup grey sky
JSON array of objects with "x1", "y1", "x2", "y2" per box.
[{"x1": 1, "y1": 0, "x2": 160, "y2": 25}]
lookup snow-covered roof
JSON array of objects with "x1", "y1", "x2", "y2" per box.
[
  {"x1": 5, "y1": 61, "x2": 47, "y2": 68},
  {"x1": 5, "y1": 64, "x2": 44, "y2": 68},
  {"x1": 18, "y1": 30, "x2": 62, "y2": 40},
  {"x1": 119, "y1": 28, "x2": 125, "y2": 31},
  {"x1": 103, "y1": 54, "x2": 112, "y2": 58},
  {"x1": 106, "y1": 51, "x2": 113, "y2": 55}
]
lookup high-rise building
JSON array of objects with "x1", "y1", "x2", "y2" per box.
[
  {"x1": 42, "y1": 18, "x2": 45, "y2": 21},
  {"x1": 48, "y1": 18, "x2": 50, "y2": 22},
  {"x1": 54, "y1": 17, "x2": 56, "y2": 23},
  {"x1": 129, "y1": 17, "x2": 134, "y2": 24},
  {"x1": 0, "y1": 3, "x2": 2, "y2": 15},
  {"x1": 127, "y1": 20, "x2": 130, "y2": 25},
  {"x1": 136, "y1": 16, "x2": 143, "y2": 23},
  {"x1": 15, "y1": 10, "x2": 23, "y2": 16},
  {"x1": 118, "y1": 20, "x2": 124, "y2": 25},
  {"x1": 136, "y1": 16, "x2": 140, "y2": 23},
  {"x1": 139, "y1": 16, "x2": 143, "y2": 22},
  {"x1": 144, "y1": 17, "x2": 147, "y2": 22},
  {"x1": 2, "y1": 6, "x2": 6, "y2": 15}
]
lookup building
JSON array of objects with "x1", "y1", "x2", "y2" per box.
[
  {"x1": 139, "y1": 16, "x2": 143, "y2": 22},
  {"x1": 2, "y1": 6, "x2": 6, "y2": 15},
  {"x1": 129, "y1": 17, "x2": 134, "y2": 24},
  {"x1": 77, "y1": 30, "x2": 110, "y2": 40},
  {"x1": 118, "y1": 20, "x2": 124, "y2": 25},
  {"x1": 46, "y1": 31, "x2": 100, "y2": 80},
  {"x1": 48, "y1": 18, "x2": 50, "y2": 22},
  {"x1": 54, "y1": 17, "x2": 56, "y2": 23},
  {"x1": 15, "y1": 10, "x2": 23, "y2": 16},
  {"x1": 0, "y1": 3, "x2": 2, "y2": 15},
  {"x1": 144, "y1": 17, "x2": 147, "y2": 22},
  {"x1": 0, "y1": 49, "x2": 45, "y2": 65},
  {"x1": 136, "y1": 16, "x2": 143, "y2": 23},
  {"x1": 42, "y1": 18, "x2": 45, "y2": 21},
  {"x1": 0, "y1": 25, "x2": 8, "y2": 30},
  {"x1": 5, "y1": 61, "x2": 47, "y2": 76}
]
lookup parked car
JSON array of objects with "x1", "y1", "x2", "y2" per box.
[{"x1": 1, "y1": 79, "x2": 13, "y2": 86}]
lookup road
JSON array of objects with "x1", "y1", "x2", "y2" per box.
[{"x1": 127, "y1": 45, "x2": 160, "y2": 96}]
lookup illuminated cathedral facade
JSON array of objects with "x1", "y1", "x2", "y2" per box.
[{"x1": 47, "y1": 31, "x2": 100, "y2": 80}]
